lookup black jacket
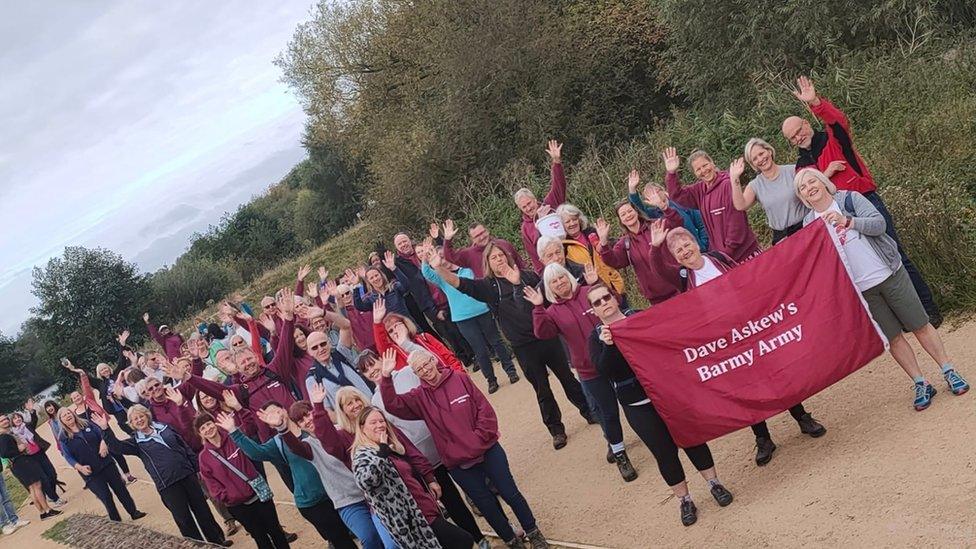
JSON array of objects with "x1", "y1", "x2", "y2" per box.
[{"x1": 456, "y1": 270, "x2": 556, "y2": 348}]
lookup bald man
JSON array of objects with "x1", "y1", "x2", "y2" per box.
[{"x1": 784, "y1": 76, "x2": 941, "y2": 327}]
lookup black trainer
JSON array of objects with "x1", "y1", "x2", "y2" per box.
[
  {"x1": 614, "y1": 451, "x2": 638, "y2": 482},
  {"x1": 130, "y1": 510, "x2": 147, "y2": 520},
  {"x1": 487, "y1": 380, "x2": 500, "y2": 394},
  {"x1": 680, "y1": 499, "x2": 698, "y2": 526},
  {"x1": 796, "y1": 413, "x2": 826, "y2": 438},
  {"x1": 710, "y1": 484, "x2": 734, "y2": 507},
  {"x1": 552, "y1": 433, "x2": 567, "y2": 450},
  {"x1": 605, "y1": 447, "x2": 615, "y2": 464},
  {"x1": 755, "y1": 436, "x2": 776, "y2": 466},
  {"x1": 509, "y1": 373, "x2": 521, "y2": 384}
]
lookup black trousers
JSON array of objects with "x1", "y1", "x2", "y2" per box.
[
  {"x1": 750, "y1": 403, "x2": 808, "y2": 439},
  {"x1": 434, "y1": 465, "x2": 483, "y2": 542},
  {"x1": 512, "y1": 338, "x2": 590, "y2": 436},
  {"x1": 298, "y1": 499, "x2": 356, "y2": 549},
  {"x1": 228, "y1": 499, "x2": 291, "y2": 549},
  {"x1": 33, "y1": 452, "x2": 59, "y2": 501},
  {"x1": 158, "y1": 475, "x2": 225, "y2": 544},
  {"x1": 270, "y1": 458, "x2": 295, "y2": 494},
  {"x1": 431, "y1": 313, "x2": 476, "y2": 367},
  {"x1": 771, "y1": 221, "x2": 804, "y2": 244},
  {"x1": 85, "y1": 464, "x2": 138, "y2": 521},
  {"x1": 431, "y1": 516, "x2": 475, "y2": 549},
  {"x1": 621, "y1": 401, "x2": 714, "y2": 487}
]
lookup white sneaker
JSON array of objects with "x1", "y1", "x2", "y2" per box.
[
  {"x1": 477, "y1": 538, "x2": 492, "y2": 549},
  {"x1": 51, "y1": 499, "x2": 67, "y2": 508},
  {"x1": 2, "y1": 525, "x2": 15, "y2": 535},
  {"x1": 13, "y1": 519, "x2": 29, "y2": 528}
]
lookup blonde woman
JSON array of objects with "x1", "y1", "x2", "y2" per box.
[
  {"x1": 0, "y1": 414, "x2": 60, "y2": 520},
  {"x1": 728, "y1": 138, "x2": 808, "y2": 243},
  {"x1": 57, "y1": 408, "x2": 145, "y2": 522}
]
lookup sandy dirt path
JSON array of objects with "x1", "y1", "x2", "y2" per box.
[{"x1": 4, "y1": 320, "x2": 974, "y2": 548}]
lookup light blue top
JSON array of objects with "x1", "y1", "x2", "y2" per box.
[{"x1": 422, "y1": 263, "x2": 489, "y2": 322}]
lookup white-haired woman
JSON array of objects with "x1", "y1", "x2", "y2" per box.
[
  {"x1": 535, "y1": 235, "x2": 586, "y2": 284},
  {"x1": 556, "y1": 203, "x2": 628, "y2": 301},
  {"x1": 729, "y1": 138, "x2": 809, "y2": 243},
  {"x1": 795, "y1": 169, "x2": 969, "y2": 410},
  {"x1": 523, "y1": 263, "x2": 638, "y2": 482},
  {"x1": 646, "y1": 219, "x2": 826, "y2": 465},
  {"x1": 95, "y1": 406, "x2": 228, "y2": 545}
]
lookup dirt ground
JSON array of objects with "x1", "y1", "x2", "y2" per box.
[{"x1": 5, "y1": 320, "x2": 975, "y2": 549}]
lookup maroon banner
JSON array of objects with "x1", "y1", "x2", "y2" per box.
[{"x1": 612, "y1": 221, "x2": 885, "y2": 448}]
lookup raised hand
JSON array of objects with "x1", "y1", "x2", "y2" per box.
[
  {"x1": 295, "y1": 302, "x2": 311, "y2": 319},
  {"x1": 662, "y1": 147, "x2": 680, "y2": 174},
  {"x1": 583, "y1": 263, "x2": 599, "y2": 285},
  {"x1": 164, "y1": 387, "x2": 184, "y2": 406},
  {"x1": 595, "y1": 217, "x2": 611, "y2": 245},
  {"x1": 256, "y1": 406, "x2": 285, "y2": 429},
  {"x1": 372, "y1": 297, "x2": 387, "y2": 324},
  {"x1": 221, "y1": 389, "x2": 242, "y2": 411},
  {"x1": 343, "y1": 268, "x2": 358, "y2": 285},
  {"x1": 324, "y1": 279, "x2": 339, "y2": 298},
  {"x1": 355, "y1": 266, "x2": 367, "y2": 281},
  {"x1": 536, "y1": 204, "x2": 553, "y2": 218},
  {"x1": 91, "y1": 413, "x2": 109, "y2": 430},
  {"x1": 258, "y1": 312, "x2": 276, "y2": 333},
  {"x1": 522, "y1": 285, "x2": 545, "y2": 306},
  {"x1": 297, "y1": 264, "x2": 312, "y2": 282},
  {"x1": 428, "y1": 222, "x2": 440, "y2": 239},
  {"x1": 729, "y1": 157, "x2": 746, "y2": 182},
  {"x1": 546, "y1": 139, "x2": 563, "y2": 163},
  {"x1": 792, "y1": 76, "x2": 818, "y2": 104},
  {"x1": 427, "y1": 248, "x2": 443, "y2": 269},
  {"x1": 161, "y1": 359, "x2": 188, "y2": 381},
  {"x1": 214, "y1": 411, "x2": 237, "y2": 433},
  {"x1": 380, "y1": 348, "x2": 397, "y2": 378},
  {"x1": 442, "y1": 219, "x2": 458, "y2": 241},
  {"x1": 649, "y1": 218, "x2": 669, "y2": 247},
  {"x1": 318, "y1": 266, "x2": 329, "y2": 282},
  {"x1": 307, "y1": 283, "x2": 320, "y2": 300},
  {"x1": 309, "y1": 381, "x2": 327, "y2": 404},
  {"x1": 645, "y1": 187, "x2": 668, "y2": 210},
  {"x1": 276, "y1": 288, "x2": 295, "y2": 319},
  {"x1": 627, "y1": 169, "x2": 640, "y2": 194},
  {"x1": 118, "y1": 329, "x2": 130, "y2": 345},
  {"x1": 382, "y1": 251, "x2": 396, "y2": 271}
]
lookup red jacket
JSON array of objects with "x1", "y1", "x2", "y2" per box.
[
  {"x1": 374, "y1": 322, "x2": 464, "y2": 373},
  {"x1": 800, "y1": 98, "x2": 877, "y2": 194},
  {"x1": 522, "y1": 162, "x2": 568, "y2": 272},
  {"x1": 380, "y1": 368, "x2": 498, "y2": 469},
  {"x1": 531, "y1": 284, "x2": 601, "y2": 380},
  {"x1": 599, "y1": 208, "x2": 684, "y2": 304},
  {"x1": 198, "y1": 431, "x2": 262, "y2": 506},
  {"x1": 442, "y1": 238, "x2": 525, "y2": 278},
  {"x1": 147, "y1": 322, "x2": 185, "y2": 361},
  {"x1": 666, "y1": 171, "x2": 761, "y2": 262}
]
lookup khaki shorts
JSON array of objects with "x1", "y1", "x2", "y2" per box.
[{"x1": 862, "y1": 267, "x2": 929, "y2": 341}]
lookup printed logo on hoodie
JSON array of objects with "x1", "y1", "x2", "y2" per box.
[{"x1": 450, "y1": 394, "x2": 470, "y2": 406}]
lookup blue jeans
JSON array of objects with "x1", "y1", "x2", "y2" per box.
[
  {"x1": 0, "y1": 473, "x2": 18, "y2": 526},
  {"x1": 370, "y1": 512, "x2": 399, "y2": 549},
  {"x1": 456, "y1": 312, "x2": 517, "y2": 383},
  {"x1": 580, "y1": 375, "x2": 624, "y2": 446},
  {"x1": 449, "y1": 443, "x2": 536, "y2": 543},
  {"x1": 337, "y1": 501, "x2": 385, "y2": 549}
]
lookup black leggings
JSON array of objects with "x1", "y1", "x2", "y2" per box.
[
  {"x1": 750, "y1": 403, "x2": 808, "y2": 439},
  {"x1": 512, "y1": 338, "x2": 590, "y2": 436},
  {"x1": 228, "y1": 499, "x2": 290, "y2": 549},
  {"x1": 32, "y1": 452, "x2": 60, "y2": 501},
  {"x1": 434, "y1": 465, "x2": 483, "y2": 542},
  {"x1": 158, "y1": 475, "x2": 225, "y2": 543},
  {"x1": 621, "y1": 400, "x2": 714, "y2": 487},
  {"x1": 85, "y1": 464, "x2": 138, "y2": 521},
  {"x1": 298, "y1": 499, "x2": 355, "y2": 549},
  {"x1": 431, "y1": 516, "x2": 475, "y2": 549}
]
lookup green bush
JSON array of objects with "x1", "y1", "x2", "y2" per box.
[{"x1": 150, "y1": 257, "x2": 243, "y2": 320}]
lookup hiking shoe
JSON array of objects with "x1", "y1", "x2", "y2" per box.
[
  {"x1": 606, "y1": 447, "x2": 615, "y2": 464},
  {"x1": 505, "y1": 537, "x2": 527, "y2": 548},
  {"x1": 130, "y1": 510, "x2": 147, "y2": 520},
  {"x1": 943, "y1": 369, "x2": 970, "y2": 395},
  {"x1": 219, "y1": 540, "x2": 234, "y2": 547},
  {"x1": 525, "y1": 528, "x2": 549, "y2": 549},
  {"x1": 929, "y1": 312, "x2": 943, "y2": 329},
  {"x1": 1, "y1": 525, "x2": 15, "y2": 535},
  {"x1": 614, "y1": 451, "x2": 638, "y2": 482},
  {"x1": 914, "y1": 382, "x2": 937, "y2": 411},
  {"x1": 710, "y1": 484, "x2": 734, "y2": 507},
  {"x1": 796, "y1": 413, "x2": 826, "y2": 438},
  {"x1": 552, "y1": 433, "x2": 567, "y2": 450},
  {"x1": 284, "y1": 532, "x2": 298, "y2": 543},
  {"x1": 755, "y1": 436, "x2": 776, "y2": 466},
  {"x1": 40, "y1": 510, "x2": 62, "y2": 521},
  {"x1": 680, "y1": 499, "x2": 698, "y2": 526},
  {"x1": 225, "y1": 520, "x2": 240, "y2": 536},
  {"x1": 487, "y1": 380, "x2": 500, "y2": 394},
  {"x1": 509, "y1": 373, "x2": 521, "y2": 384}
]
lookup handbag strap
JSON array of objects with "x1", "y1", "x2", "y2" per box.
[{"x1": 208, "y1": 449, "x2": 251, "y2": 483}]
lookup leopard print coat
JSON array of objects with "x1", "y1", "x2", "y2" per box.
[{"x1": 353, "y1": 444, "x2": 441, "y2": 548}]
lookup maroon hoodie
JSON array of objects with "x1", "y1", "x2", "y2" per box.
[
  {"x1": 532, "y1": 284, "x2": 601, "y2": 380},
  {"x1": 198, "y1": 431, "x2": 262, "y2": 506},
  {"x1": 148, "y1": 396, "x2": 201, "y2": 452},
  {"x1": 343, "y1": 303, "x2": 376, "y2": 351},
  {"x1": 189, "y1": 317, "x2": 298, "y2": 442},
  {"x1": 380, "y1": 368, "x2": 499, "y2": 469},
  {"x1": 443, "y1": 237, "x2": 525, "y2": 278},
  {"x1": 666, "y1": 171, "x2": 761, "y2": 262},
  {"x1": 147, "y1": 322, "x2": 185, "y2": 361},
  {"x1": 522, "y1": 162, "x2": 568, "y2": 272},
  {"x1": 598, "y1": 207, "x2": 684, "y2": 304}
]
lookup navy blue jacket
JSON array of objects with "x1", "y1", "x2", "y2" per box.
[
  {"x1": 103, "y1": 422, "x2": 196, "y2": 490},
  {"x1": 393, "y1": 256, "x2": 438, "y2": 315},
  {"x1": 61, "y1": 424, "x2": 115, "y2": 480}
]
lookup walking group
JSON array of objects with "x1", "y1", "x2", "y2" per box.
[{"x1": 0, "y1": 76, "x2": 969, "y2": 546}]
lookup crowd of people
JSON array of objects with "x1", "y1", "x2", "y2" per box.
[{"x1": 0, "y1": 76, "x2": 971, "y2": 546}]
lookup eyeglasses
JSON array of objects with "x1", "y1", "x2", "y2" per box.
[{"x1": 589, "y1": 294, "x2": 613, "y2": 307}]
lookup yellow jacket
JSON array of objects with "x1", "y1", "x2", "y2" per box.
[{"x1": 563, "y1": 233, "x2": 626, "y2": 296}]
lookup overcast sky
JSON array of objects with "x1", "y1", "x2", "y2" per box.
[{"x1": 0, "y1": 2, "x2": 316, "y2": 335}]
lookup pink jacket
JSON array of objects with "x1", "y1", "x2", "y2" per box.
[
  {"x1": 666, "y1": 171, "x2": 760, "y2": 262},
  {"x1": 531, "y1": 285, "x2": 601, "y2": 380},
  {"x1": 380, "y1": 368, "x2": 499, "y2": 469},
  {"x1": 522, "y1": 162, "x2": 568, "y2": 271},
  {"x1": 598, "y1": 208, "x2": 684, "y2": 304}
]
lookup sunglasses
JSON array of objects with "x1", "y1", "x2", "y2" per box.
[
  {"x1": 339, "y1": 291, "x2": 352, "y2": 297},
  {"x1": 589, "y1": 294, "x2": 613, "y2": 307},
  {"x1": 309, "y1": 343, "x2": 329, "y2": 351}
]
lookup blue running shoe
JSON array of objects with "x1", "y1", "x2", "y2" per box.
[
  {"x1": 943, "y1": 369, "x2": 970, "y2": 395},
  {"x1": 914, "y1": 382, "x2": 937, "y2": 411}
]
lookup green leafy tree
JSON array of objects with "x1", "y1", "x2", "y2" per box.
[
  {"x1": 150, "y1": 257, "x2": 243, "y2": 320},
  {"x1": 0, "y1": 333, "x2": 28, "y2": 412}
]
